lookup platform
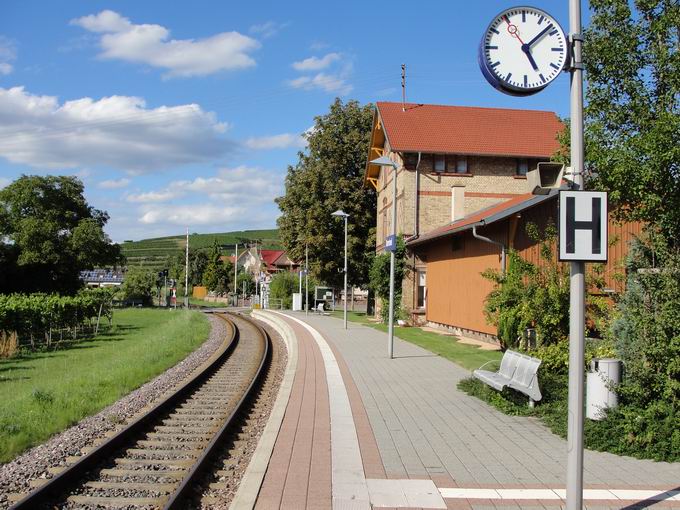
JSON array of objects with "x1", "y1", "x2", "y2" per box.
[{"x1": 235, "y1": 311, "x2": 680, "y2": 510}]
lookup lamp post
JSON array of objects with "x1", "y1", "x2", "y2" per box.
[
  {"x1": 305, "y1": 243, "x2": 309, "y2": 315},
  {"x1": 331, "y1": 210, "x2": 349, "y2": 329},
  {"x1": 370, "y1": 156, "x2": 399, "y2": 359}
]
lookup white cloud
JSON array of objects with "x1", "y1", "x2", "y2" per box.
[
  {"x1": 98, "y1": 178, "x2": 131, "y2": 189},
  {"x1": 249, "y1": 21, "x2": 287, "y2": 39},
  {"x1": 244, "y1": 133, "x2": 306, "y2": 150},
  {"x1": 126, "y1": 189, "x2": 179, "y2": 203},
  {"x1": 0, "y1": 86, "x2": 232, "y2": 173},
  {"x1": 172, "y1": 166, "x2": 283, "y2": 203},
  {"x1": 292, "y1": 53, "x2": 340, "y2": 71},
  {"x1": 0, "y1": 37, "x2": 16, "y2": 75},
  {"x1": 288, "y1": 54, "x2": 353, "y2": 95},
  {"x1": 288, "y1": 72, "x2": 353, "y2": 95},
  {"x1": 0, "y1": 177, "x2": 10, "y2": 188},
  {"x1": 71, "y1": 10, "x2": 260, "y2": 78},
  {"x1": 140, "y1": 204, "x2": 246, "y2": 226}
]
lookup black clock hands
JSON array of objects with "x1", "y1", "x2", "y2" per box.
[
  {"x1": 526, "y1": 25, "x2": 551, "y2": 49},
  {"x1": 504, "y1": 17, "x2": 540, "y2": 71}
]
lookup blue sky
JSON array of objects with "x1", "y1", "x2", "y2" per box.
[{"x1": 0, "y1": 1, "x2": 585, "y2": 242}]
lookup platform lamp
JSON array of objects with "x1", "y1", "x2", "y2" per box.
[
  {"x1": 370, "y1": 155, "x2": 399, "y2": 359},
  {"x1": 331, "y1": 209, "x2": 349, "y2": 329}
]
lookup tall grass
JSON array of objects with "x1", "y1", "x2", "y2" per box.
[{"x1": 0, "y1": 308, "x2": 209, "y2": 463}]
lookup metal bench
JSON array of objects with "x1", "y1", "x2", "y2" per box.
[
  {"x1": 473, "y1": 349, "x2": 542, "y2": 405},
  {"x1": 314, "y1": 302, "x2": 329, "y2": 315}
]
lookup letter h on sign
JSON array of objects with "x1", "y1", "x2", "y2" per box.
[{"x1": 559, "y1": 191, "x2": 608, "y2": 262}]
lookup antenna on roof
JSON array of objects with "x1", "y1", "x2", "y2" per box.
[{"x1": 401, "y1": 64, "x2": 406, "y2": 111}]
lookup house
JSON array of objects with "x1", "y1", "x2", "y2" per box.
[
  {"x1": 225, "y1": 246, "x2": 298, "y2": 278},
  {"x1": 364, "y1": 101, "x2": 564, "y2": 320},
  {"x1": 405, "y1": 191, "x2": 641, "y2": 342}
]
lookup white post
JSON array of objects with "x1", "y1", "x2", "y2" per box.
[
  {"x1": 343, "y1": 215, "x2": 348, "y2": 329},
  {"x1": 184, "y1": 227, "x2": 189, "y2": 308},
  {"x1": 388, "y1": 164, "x2": 397, "y2": 359},
  {"x1": 234, "y1": 243, "x2": 238, "y2": 307},
  {"x1": 305, "y1": 244, "x2": 309, "y2": 315},
  {"x1": 566, "y1": 1, "x2": 585, "y2": 508}
]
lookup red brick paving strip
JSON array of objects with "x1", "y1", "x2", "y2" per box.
[{"x1": 255, "y1": 319, "x2": 331, "y2": 510}]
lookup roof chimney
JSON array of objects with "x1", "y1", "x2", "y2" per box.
[{"x1": 451, "y1": 186, "x2": 465, "y2": 222}]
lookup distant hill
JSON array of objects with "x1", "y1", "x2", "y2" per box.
[{"x1": 120, "y1": 229, "x2": 281, "y2": 271}]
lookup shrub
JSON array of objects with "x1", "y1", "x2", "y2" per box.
[
  {"x1": 269, "y1": 271, "x2": 297, "y2": 309},
  {"x1": 369, "y1": 235, "x2": 406, "y2": 323}
]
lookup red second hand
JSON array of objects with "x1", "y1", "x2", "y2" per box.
[{"x1": 504, "y1": 16, "x2": 526, "y2": 45}]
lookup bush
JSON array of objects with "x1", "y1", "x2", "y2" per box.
[
  {"x1": 369, "y1": 235, "x2": 406, "y2": 323},
  {"x1": 269, "y1": 271, "x2": 297, "y2": 309},
  {"x1": 119, "y1": 266, "x2": 156, "y2": 305}
]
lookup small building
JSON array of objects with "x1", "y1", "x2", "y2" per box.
[
  {"x1": 363, "y1": 101, "x2": 564, "y2": 320},
  {"x1": 406, "y1": 191, "x2": 640, "y2": 342}
]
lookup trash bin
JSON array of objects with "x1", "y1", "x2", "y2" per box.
[{"x1": 586, "y1": 358, "x2": 622, "y2": 420}]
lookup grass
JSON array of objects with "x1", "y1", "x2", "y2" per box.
[
  {"x1": 330, "y1": 311, "x2": 501, "y2": 371},
  {"x1": 0, "y1": 308, "x2": 210, "y2": 463}
]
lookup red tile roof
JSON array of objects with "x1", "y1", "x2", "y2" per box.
[
  {"x1": 377, "y1": 102, "x2": 563, "y2": 158},
  {"x1": 408, "y1": 192, "x2": 557, "y2": 247},
  {"x1": 260, "y1": 249, "x2": 285, "y2": 267}
]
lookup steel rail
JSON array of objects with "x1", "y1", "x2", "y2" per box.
[{"x1": 9, "y1": 311, "x2": 270, "y2": 510}]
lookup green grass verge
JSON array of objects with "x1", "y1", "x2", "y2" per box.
[
  {"x1": 0, "y1": 308, "x2": 210, "y2": 463},
  {"x1": 330, "y1": 311, "x2": 501, "y2": 371}
]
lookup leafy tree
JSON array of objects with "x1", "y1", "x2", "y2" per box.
[
  {"x1": 119, "y1": 266, "x2": 156, "y2": 305},
  {"x1": 0, "y1": 175, "x2": 122, "y2": 294},
  {"x1": 236, "y1": 270, "x2": 255, "y2": 297},
  {"x1": 202, "y1": 239, "x2": 232, "y2": 293},
  {"x1": 190, "y1": 250, "x2": 209, "y2": 286},
  {"x1": 276, "y1": 98, "x2": 376, "y2": 290},
  {"x1": 268, "y1": 271, "x2": 297, "y2": 309},
  {"x1": 584, "y1": 0, "x2": 680, "y2": 241}
]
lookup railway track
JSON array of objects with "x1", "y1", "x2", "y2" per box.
[{"x1": 9, "y1": 311, "x2": 270, "y2": 509}]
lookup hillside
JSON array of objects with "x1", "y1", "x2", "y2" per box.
[{"x1": 120, "y1": 229, "x2": 281, "y2": 271}]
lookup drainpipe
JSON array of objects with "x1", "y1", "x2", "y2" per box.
[
  {"x1": 472, "y1": 224, "x2": 506, "y2": 275},
  {"x1": 405, "y1": 151, "x2": 422, "y2": 242}
]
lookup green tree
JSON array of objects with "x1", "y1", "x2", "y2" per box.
[
  {"x1": 584, "y1": 0, "x2": 680, "y2": 241},
  {"x1": 202, "y1": 239, "x2": 232, "y2": 293},
  {"x1": 0, "y1": 175, "x2": 122, "y2": 294},
  {"x1": 190, "y1": 250, "x2": 209, "y2": 286},
  {"x1": 119, "y1": 266, "x2": 156, "y2": 305},
  {"x1": 268, "y1": 271, "x2": 297, "y2": 309},
  {"x1": 236, "y1": 270, "x2": 255, "y2": 297},
  {"x1": 276, "y1": 99, "x2": 376, "y2": 290}
]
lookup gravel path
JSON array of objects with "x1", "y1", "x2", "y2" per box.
[{"x1": 0, "y1": 314, "x2": 227, "y2": 509}]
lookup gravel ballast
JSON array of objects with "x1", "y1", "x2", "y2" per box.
[{"x1": 0, "y1": 314, "x2": 227, "y2": 509}]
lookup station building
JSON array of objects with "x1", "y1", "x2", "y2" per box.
[{"x1": 364, "y1": 101, "x2": 639, "y2": 343}]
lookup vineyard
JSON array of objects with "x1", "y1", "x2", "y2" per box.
[
  {"x1": 0, "y1": 289, "x2": 113, "y2": 353},
  {"x1": 120, "y1": 229, "x2": 281, "y2": 271}
]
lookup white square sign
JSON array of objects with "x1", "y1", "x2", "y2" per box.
[{"x1": 559, "y1": 191, "x2": 608, "y2": 262}]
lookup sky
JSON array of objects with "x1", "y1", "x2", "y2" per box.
[{"x1": 0, "y1": 1, "x2": 587, "y2": 243}]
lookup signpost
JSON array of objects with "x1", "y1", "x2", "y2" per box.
[
  {"x1": 478, "y1": 3, "x2": 606, "y2": 508},
  {"x1": 384, "y1": 234, "x2": 397, "y2": 253}
]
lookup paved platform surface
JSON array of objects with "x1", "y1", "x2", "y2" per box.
[{"x1": 253, "y1": 311, "x2": 680, "y2": 509}]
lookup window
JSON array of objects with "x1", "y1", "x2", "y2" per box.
[
  {"x1": 403, "y1": 152, "x2": 418, "y2": 170},
  {"x1": 434, "y1": 154, "x2": 446, "y2": 172},
  {"x1": 516, "y1": 158, "x2": 529, "y2": 176},
  {"x1": 456, "y1": 156, "x2": 468, "y2": 174},
  {"x1": 416, "y1": 269, "x2": 427, "y2": 309}
]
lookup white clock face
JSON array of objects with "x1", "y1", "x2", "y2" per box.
[{"x1": 482, "y1": 7, "x2": 567, "y2": 93}]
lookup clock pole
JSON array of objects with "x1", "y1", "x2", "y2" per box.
[{"x1": 566, "y1": 0, "x2": 585, "y2": 509}]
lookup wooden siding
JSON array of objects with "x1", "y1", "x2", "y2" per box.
[{"x1": 418, "y1": 197, "x2": 643, "y2": 336}]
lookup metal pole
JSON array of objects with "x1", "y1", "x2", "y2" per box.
[
  {"x1": 387, "y1": 164, "x2": 397, "y2": 358},
  {"x1": 343, "y1": 215, "x2": 348, "y2": 329},
  {"x1": 184, "y1": 227, "x2": 189, "y2": 308},
  {"x1": 305, "y1": 244, "x2": 309, "y2": 315},
  {"x1": 234, "y1": 244, "x2": 238, "y2": 307},
  {"x1": 566, "y1": 0, "x2": 585, "y2": 508}
]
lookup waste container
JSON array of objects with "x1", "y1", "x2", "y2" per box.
[
  {"x1": 586, "y1": 358, "x2": 622, "y2": 420},
  {"x1": 292, "y1": 292, "x2": 302, "y2": 311}
]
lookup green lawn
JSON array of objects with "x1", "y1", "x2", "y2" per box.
[
  {"x1": 0, "y1": 308, "x2": 210, "y2": 463},
  {"x1": 330, "y1": 311, "x2": 501, "y2": 371}
]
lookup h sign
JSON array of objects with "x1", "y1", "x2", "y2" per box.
[
  {"x1": 559, "y1": 191, "x2": 608, "y2": 262},
  {"x1": 385, "y1": 234, "x2": 397, "y2": 253}
]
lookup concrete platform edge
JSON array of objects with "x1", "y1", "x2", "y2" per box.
[{"x1": 229, "y1": 310, "x2": 298, "y2": 510}]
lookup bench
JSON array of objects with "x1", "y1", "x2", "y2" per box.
[
  {"x1": 314, "y1": 302, "x2": 329, "y2": 315},
  {"x1": 473, "y1": 350, "x2": 542, "y2": 405}
]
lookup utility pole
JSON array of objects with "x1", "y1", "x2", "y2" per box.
[
  {"x1": 401, "y1": 64, "x2": 406, "y2": 111},
  {"x1": 184, "y1": 227, "x2": 189, "y2": 308},
  {"x1": 305, "y1": 244, "x2": 309, "y2": 316},
  {"x1": 234, "y1": 243, "x2": 238, "y2": 307},
  {"x1": 566, "y1": 1, "x2": 585, "y2": 508}
]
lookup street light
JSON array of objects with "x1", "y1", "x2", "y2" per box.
[
  {"x1": 370, "y1": 155, "x2": 399, "y2": 359},
  {"x1": 331, "y1": 209, "x2": 349, "y2": 329}
]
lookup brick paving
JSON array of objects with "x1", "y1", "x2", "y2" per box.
[{"x1": 289, "y1": 312, "x2": 680, "y2": 509}]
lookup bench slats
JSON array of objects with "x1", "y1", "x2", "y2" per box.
[{"x1": 473, "y1": 349, "x2": 542, "y2": 403}]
